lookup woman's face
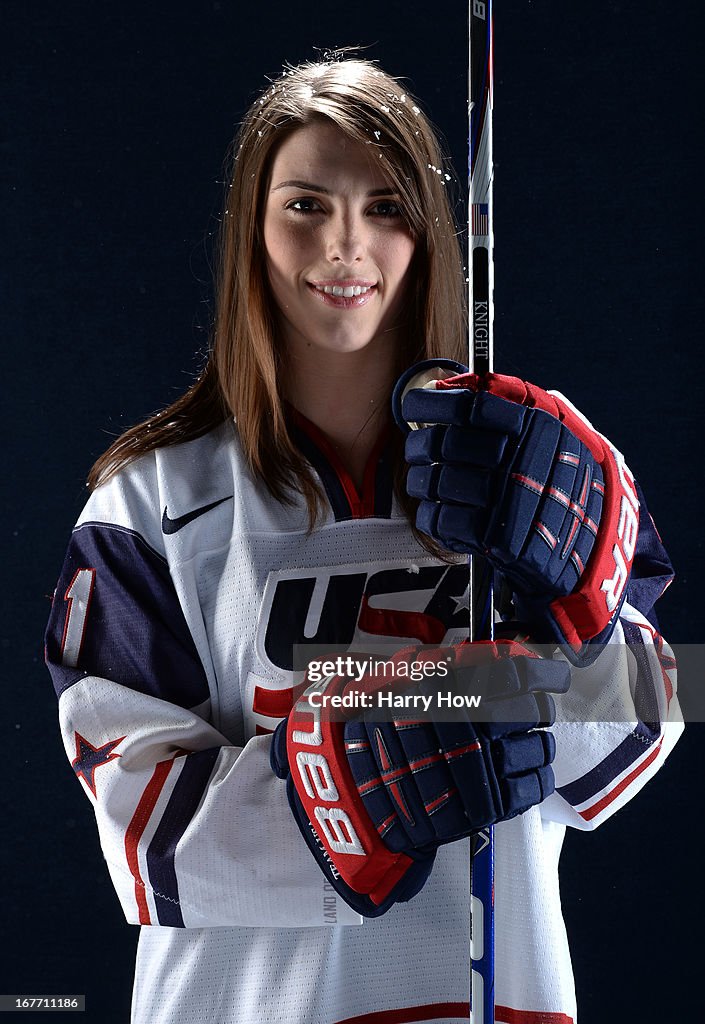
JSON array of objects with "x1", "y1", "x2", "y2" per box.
[{"x1": 262, "y1": 121, "x2": 416, "y2": 362}]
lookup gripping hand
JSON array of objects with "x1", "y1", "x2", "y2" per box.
[
  {"x1": 393, "y1": 362, "x2": 640, "y2": 662},
  {"x1": 271, "y1": 641, "x2": 569, "y2": 917}
]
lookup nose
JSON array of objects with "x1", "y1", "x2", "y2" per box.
[{"x1": 325, "y1": 209, "x2": 365, "y2": 265}]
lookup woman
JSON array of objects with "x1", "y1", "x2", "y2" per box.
[{"x1": 45, "y1": 57, "x2": 681, "y2": 1024}]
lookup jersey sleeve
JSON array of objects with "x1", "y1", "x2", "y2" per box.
[
  {"x1": 540, "y1": 484, "x2": 682, "y2": 830},
  {"x1": 45, "y1": 459, "x2": 362, "y2": 929}
]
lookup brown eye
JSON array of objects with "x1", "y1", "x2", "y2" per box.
[
  {"x1": 369, "y1": 200, "x2": 403, "y2": 218},
  {"x1": 286, "y1": 198, "x2": 322, "y2": 214}
]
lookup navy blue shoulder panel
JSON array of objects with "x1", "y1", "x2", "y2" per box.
[{"x1": 45, "y1": 522, "x2": 210, "y2": 709}]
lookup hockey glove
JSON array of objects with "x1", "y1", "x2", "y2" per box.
[
  {"x1": 392, "y1": 361, "x2": 640, "y2": 664},
  {"x1": 271, "y1": 640, "x2": 569, "y2": 918}
]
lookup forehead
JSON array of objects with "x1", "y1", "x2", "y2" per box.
[{"x1": 268, "y1": 121, "x2": 394, "y2": 191}]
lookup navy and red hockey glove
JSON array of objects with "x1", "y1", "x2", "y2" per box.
[
  {"x1": 393, "y1": 361, "x2": 640, "y2": 664},
  {"x1": 271, "y1": 641, "x2": 569, "y2": 918}
]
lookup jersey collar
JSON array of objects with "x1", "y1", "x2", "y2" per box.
[{"x1": 288, "y1": 408, "x2": 395, "y2": 521}]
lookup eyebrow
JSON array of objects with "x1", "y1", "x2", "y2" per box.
[{"x1": 271, "y1": 179, "x2": 397, "y2": 197}]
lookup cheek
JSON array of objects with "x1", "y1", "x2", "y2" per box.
[
  {"x1": 264, "y1": 223, "x2": 320, "y2": 310},
  {"x1": 382, "y1": 233, "x2": 417, "y2": 292},
  {"x1": 263, "y1": 218, "x2": 292, "y2": 283},
  {"x1": 376, "y1": 230, "x2": 416, "y2": 277},
  {"x1": 399, "y1": 238, "x2": 417, "y2": 280}
]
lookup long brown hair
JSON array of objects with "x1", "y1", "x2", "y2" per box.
[{"x1": 88, "y1": 57, "x2": 467, "y2": 526}]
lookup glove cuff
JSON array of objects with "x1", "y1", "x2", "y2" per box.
[
  {"x1": 286, "y1": 778, "x2": 436, "y2": 918},
  {"x1": 281, "y1": 672, "x2": 436, "y2": 917}
]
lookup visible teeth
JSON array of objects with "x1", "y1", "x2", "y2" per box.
[{"x1": 317, "y1": 284, "x2": 373, "y2": 297}]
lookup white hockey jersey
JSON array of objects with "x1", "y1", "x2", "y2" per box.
[{"x1": 45, "y1": 416, "x2": 682, "y2": 1024}]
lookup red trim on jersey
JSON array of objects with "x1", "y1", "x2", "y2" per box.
[
  {"x1": 333, "y1": 1003, "x2": 574, "y2": 1023},
  {"x1": 253, "y1": 684, "x2": 294, "y2": 719},
  {"x1": 578, "y1": 735, "x2": 664, "y2": 822},
  {"x1": 124, "y1": 756, "x2": 179, "y2": 924},
  {"x1": 290, "y1": 409, "x2": 390, "y2": 519},
  {"x1": 334, "y1": 1002, "x2": 470, "y2": 1023},
  {"x1": 358, "y1": 595, "x2": 447, "y2": 645},
  {"x1": 495, "y1": 1007, "x2": 574, "y2": 1024}
]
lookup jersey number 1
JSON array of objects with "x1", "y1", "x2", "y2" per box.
[{"x1": 60, "y1": 568, "x2": 96, "y2": 668}]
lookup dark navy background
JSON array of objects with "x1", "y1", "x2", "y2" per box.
[{"x1": 4, "y1": 1, "x2": 702, "y2": 1020}]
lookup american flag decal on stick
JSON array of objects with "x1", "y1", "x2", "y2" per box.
[{"x1": 472, "y1": 203, "x2": 489, "y2": 236}]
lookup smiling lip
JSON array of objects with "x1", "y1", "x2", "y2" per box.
[{"x1": 307, "y1": 279, "x2": 378, "y2": 308}]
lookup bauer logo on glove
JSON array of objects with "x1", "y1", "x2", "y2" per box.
[{"x1": 391, "y1": 360, "x2": 640, "y2": 663}]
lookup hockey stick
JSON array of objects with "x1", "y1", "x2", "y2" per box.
[
  {"x1": 395, "y1": 12, "x2": 495, "y2": 1014},
  {"x1": 468, "y1": 1, "x2": 495, "y2": 1022}
]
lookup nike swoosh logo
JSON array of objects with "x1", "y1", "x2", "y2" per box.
[{"x1": 162, "y1": 496, "x2": 233, "y2": 535}]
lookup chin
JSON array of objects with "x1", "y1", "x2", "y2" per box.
[{"x1": 312, "y1": 332, "x2": 378, "y2": 355}]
